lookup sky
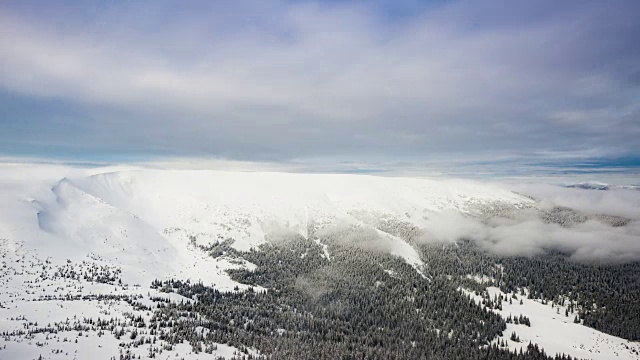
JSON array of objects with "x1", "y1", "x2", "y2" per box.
[{"x1": 1, "y1": 0, "x2": 639, "y2": 176}]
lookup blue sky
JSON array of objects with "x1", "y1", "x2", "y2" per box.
[{"x1": 0, "y1": 0, "x2": 639, "y2": 175}]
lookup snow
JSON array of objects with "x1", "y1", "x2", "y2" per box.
[
  {"x1": 0, "y1": 333, "x2": 252, "y2": 360},
  {"x1": 462, "y1": 286, "x2": 640, "y2": 359},
  {"x1": 0, "y1": 234, "x2": 255, "y2": 359},
  {"x1": 2, "y1": 164, "x2": 534, "y2": 278},
  {"x1": 63, "y1": 168, "x2": 532, "y2": 263},
  {"x1": 0, "y1": 163, "x2": 537, "y2": 359}
]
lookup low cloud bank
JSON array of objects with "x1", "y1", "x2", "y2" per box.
[
  {"x1": 509, "y1": 183, "x2": 640, "y2": 219},
  {"x1": 419, "y1": 185, "x2": 640, "y2": 263}
]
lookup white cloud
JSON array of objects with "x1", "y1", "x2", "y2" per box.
[
  {"x1": 509, "y1": 183, "x2": 640, "y2": 219},
  {"x1": 417, "y1": 183, "x2": 640, "y2": 263},
  {"x1": 0, "y1": 0, "x2": 638, "y2": 159}
]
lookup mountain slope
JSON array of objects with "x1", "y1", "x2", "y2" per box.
[{"x1": 2, "y1": 165, "x2": 638, "y2": 360}]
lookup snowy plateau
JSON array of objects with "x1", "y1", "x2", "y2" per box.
[{"x1": 0, "y1": 163, "x2": 638, "y2": 359}]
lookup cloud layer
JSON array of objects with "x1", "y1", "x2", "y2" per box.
[
  {"x1": 1, "y1": 0, "x2": 639, "y2": 162},
  {"x1": 420, "y1": 186, "x2": 640, "y2": 263}
]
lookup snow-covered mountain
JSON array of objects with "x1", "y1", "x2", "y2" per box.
[
  {"x1": 1, "y1": 164, "x2": 639, "y2": 359},
  {"x1": 8, "y1": 166, "x2": 535, "y2": 284}
]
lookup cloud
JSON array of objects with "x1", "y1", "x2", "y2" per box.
[
  {"x1": 417, "y1": 185, "x2": 640, "y2": 263},
  {"x1": 482, "y1": 218, "x2": 640, "y2": 263},
  {"x1": 421, "y1": 210, "x2": 488, "y2": 243},
  {"x1": 508, "y1": 183, "x2": 640, "y2": 219},
  {"x1": 0, "y1": 0, "x2": 638, "y2": 161}
]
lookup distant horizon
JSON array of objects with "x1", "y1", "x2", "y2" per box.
[{"x1": 2, "y1": 154, "x2": 639, "y2": 185}]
